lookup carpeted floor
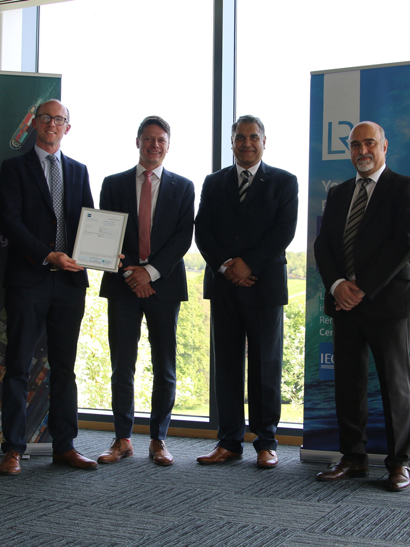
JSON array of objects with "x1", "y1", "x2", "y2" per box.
[{"x1": 1, "y1": 429, "x2": 410, "y2": 547}]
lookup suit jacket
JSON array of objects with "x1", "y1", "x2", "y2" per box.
[
  {"x1": 314, "y1": 166, "x2": 410, "y2": 319},
  {"x1": 99, "y1": 166, "x2": 194, "y2": 302},
  {"x1": 0, "y1": 147, "x2": 94, "y2": 288},
  {"x1": 195, "y1": 161, "x2": 298, "y2": 306}
]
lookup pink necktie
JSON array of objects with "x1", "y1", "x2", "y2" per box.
[{"x1": 139, "y1": 170, "x2": 152, "y2": 261}]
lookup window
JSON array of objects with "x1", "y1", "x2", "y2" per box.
[
  {"x1": 236, "y1": 0, "x2": 410, "y2": 423},
  {"x1": 38, "y1": 0, "x2": 213, "y2": 418}
]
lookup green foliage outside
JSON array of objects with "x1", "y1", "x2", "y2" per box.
[
  {"x1": 75, "y1": 251, "x2": 306, "y2": 424},
  {"x1": 287, "y1": 251, "x2": 306, "y2": 279}
]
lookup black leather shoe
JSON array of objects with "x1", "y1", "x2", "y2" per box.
[
  {"x1": 316, "y1": 460, "x2": 368, "y2": 481},
  {"x1": 388, "y1": 466, "x2": 410, "y2": 492}
]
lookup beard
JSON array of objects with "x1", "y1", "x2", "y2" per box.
[{"x1": 355, "y1": 154, "x2": 374, "y2": 173}]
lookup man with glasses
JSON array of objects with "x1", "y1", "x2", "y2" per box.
[
  {"x1": 97, "y1": 116, "x2": 194, "y2": 466},
  {"x1": 0, "y1": 99, "x2": 97, "y2": 475}
]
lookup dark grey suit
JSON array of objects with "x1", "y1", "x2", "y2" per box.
[
  {"x1": 195, "y1": 161, "x2": 298, "y2": 453},
  {"x1": 314, "y1": 166, "x2": 410, "y2": 468}
]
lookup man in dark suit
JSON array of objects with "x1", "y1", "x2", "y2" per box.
[
  {"x1": 314, "y1": 121, "x2": 410, "y2": 491},
  {"x1": 97, "y1": 116, "x2": 194, "y2": 466},
  {"x1": 0, "y1": 99, "x2": 97, "y2": 475},
  {"x1": 195, "y1": 115, "x2": 298, "y2": 468}
]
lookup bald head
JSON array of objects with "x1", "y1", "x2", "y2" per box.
[
  {"x1": 349, "y1": 121, "x2": 388, "y2": 177},
  {"x1": 32, "y1": 99, "x2": 71, "y2": 154}
]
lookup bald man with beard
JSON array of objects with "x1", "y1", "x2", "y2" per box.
[{"x1": 315, "y1": 121, "x2": 410, "y2": 491}]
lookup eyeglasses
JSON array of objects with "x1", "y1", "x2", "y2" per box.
[{"x1": 35, "y1": 114, "x2": 68, "y2": 126}]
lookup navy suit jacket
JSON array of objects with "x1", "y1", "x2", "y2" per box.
[
  {"x1": 314, "y1": 166, "x2": 410, "y2": 319},
  {"x1": 0, "y1": 147, "x2": 94, "y2": 288},
  {"x1": 99, "y1": 166, "x2": 194, "y2": 302},
  {"x1": 195, "y1": 161, "x2": 298, "y2": 307}
]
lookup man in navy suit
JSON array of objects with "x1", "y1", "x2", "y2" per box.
[
  {"x1": 0, "y1": 100, "x2": 97, "y2": 475},
  {"x1": 97, "y1": 116, "x2": 194, "y2": 466},
  {"x1": 195, "y1": 115, "x2": 298, "y2": 468},
  {"x1": 315, "y1": 121, "x2": 410, "y2": 491}
]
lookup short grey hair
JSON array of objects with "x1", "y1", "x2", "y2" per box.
[{"x1": 232, "y1": 115, "x2": 265, "y2": 137}]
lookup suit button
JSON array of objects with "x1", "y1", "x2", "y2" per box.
[
  {"x1": 49, "y1": 243, "x2": 55, "y2": 247},
  {"x1": 52, "y1": 220, "x2": 57, "y2": 225}
]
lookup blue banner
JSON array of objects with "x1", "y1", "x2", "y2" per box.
[{"x1": 303, "y1": 62, "x2": 410, "y2": 460}]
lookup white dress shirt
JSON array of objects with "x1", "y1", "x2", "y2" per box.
[
  {"x1": 35, "y1": 144, "x2": 63, "y2": 191},
  {"x1": 135, "y1": 163, "x2": 162, "y2": 281},
  {"x1": 330, "y1": 163, "x2": 386, "y2": 295},
  {"x1": 219, "y1": 161, "x2": 262, "y2": 273}
]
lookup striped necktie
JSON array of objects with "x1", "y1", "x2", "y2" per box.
[
  {"x1": 239, "y1": 170, "x2": 251, "y2": 202},
  {"x1": 343, "y1": 178, "x2": 371, "y2": 278}
]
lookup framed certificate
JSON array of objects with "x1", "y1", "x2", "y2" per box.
[{"x1": 72, "y1": 208, "x2": 128, "y2": 272}]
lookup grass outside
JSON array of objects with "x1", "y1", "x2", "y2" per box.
[
  {"x1": 288, "y1": 278, "x2": 306, "y2": 304},
  {"x1": 187, "y1": 271, "x2": 306, "y2": 303},
  {"x1": 179, "y1": 273, "x2": 306, "y2": 424},
  {"x1": 82, "y1": 270, "x2": 306, "y2": 424}
]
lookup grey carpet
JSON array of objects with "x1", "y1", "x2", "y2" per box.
[{"x1": 1, "y1": 429, "x2": 410, "y2": 547}]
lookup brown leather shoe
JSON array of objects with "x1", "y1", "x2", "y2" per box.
[
  {"x1": 388, "y1": 466, "x2": 410, "y2": 492},
  {"x1": 0, "y1": 450, "x2": 22, "y2": 476},
  {"x1": 97, "y1": 438, "x2": 134, "y2": 464},
  {"x1": 52, "y1": 449, "x2": 98, "y2": 469},
  {"x1": 316, "y1": 460, "x2": 368, "y2": 481},
  {"x1": 257, "y1": 449, "x2": 279, "y2": 468},
  {"x1": 149, "y1": 440, "x2": 174, "y2": 466},
  {"x1": 197, "y1": 446, "x2": 242, "y2": 464}
]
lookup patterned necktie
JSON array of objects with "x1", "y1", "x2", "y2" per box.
[
  {"x1": 343, "y1": 178, "x2": 371, "y2": 278},
  {"x1": 46, "y1": 154, "x2": 66, "y2": 252},
  {"x1": 139, "y1": 170, "x2": 153, "y2": 261},
  {"x1": 239, "y1": 170, "x2": 251, "y2": 202}
]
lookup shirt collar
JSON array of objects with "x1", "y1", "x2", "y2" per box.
[
  {"x1": 35, "y1": 144, "x2": 62, "y2": 163},
  {"x1": 355, "y1": 163, "x2": 386, "y2": 184},
  {"x1": 235, "y1": 160, "x2": 261, "y2": 179},
  {"x1": 137, "y1": 163, "x2": 163, "y2": 179}
]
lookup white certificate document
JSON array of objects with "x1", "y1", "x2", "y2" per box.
[{"x1": 73, "y1": 208, "x2": 128, "y2": 272}]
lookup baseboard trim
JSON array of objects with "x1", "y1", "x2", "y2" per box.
[{"x1": 78, "y1": 421, "x2": 303, "y2": 446}]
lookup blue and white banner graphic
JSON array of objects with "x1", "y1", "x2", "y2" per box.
[{"x1": 303, "y1": 62, "x2": 410, "y2": 461}]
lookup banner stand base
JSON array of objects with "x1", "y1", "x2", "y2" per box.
[
  {"x1": 300, "y1": 447, "x2": 386, "y2": 466},
  {"x1": 24, "y1": 443, "x2": 53, "y2": 456}
]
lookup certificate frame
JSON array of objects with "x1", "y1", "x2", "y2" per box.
[{"x1": 72, "y1": 207, "x2": 128, "y2": 272}]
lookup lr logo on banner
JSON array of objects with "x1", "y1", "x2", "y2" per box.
[
  {"x1": 325, "y1": 121, "x2": 353, "y2": 156},
  {"x1": 322, "y1": 70, "x2": 360, "y2": 161}
]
